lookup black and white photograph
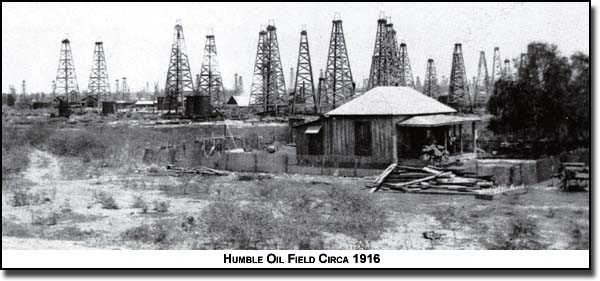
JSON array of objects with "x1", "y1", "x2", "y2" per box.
[{"x1": 1, "y1": 2, "x2": 591, "y2": 270}]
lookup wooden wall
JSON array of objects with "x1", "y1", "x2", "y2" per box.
[{"x1": 294, "y1": 115, "x2": 410, "y2": 168}]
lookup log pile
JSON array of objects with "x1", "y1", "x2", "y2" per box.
[
  {"x1": 368, "y1": 164, "x2": 496, "y2": 197},
  {"x1": 147, "y1": 164, "x2": 229, "y2": 176}
]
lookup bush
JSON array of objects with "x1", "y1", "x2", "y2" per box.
[
  {"x1": 9, "y1": 188, "x2": 49, "y2": 207},
  {"x1": 31, "y1": 210, "x2": 60, "y2": 226},
  {"x1": 203, "y1": 200, "x2": 277, "y2": 249},
  {"x1": 325, "y1": 188, "x2": 387, "y2": 249},
  {"x1": 152, "y1": 200, "x2": 171, "y2": 213},
  {"x1": 131, "y1": 195, "x2": 148, "y2": 213},
  {"x1": 94, "y1": 191, "x2": 119, "y2": 209},
  {"x1": 2, "y1": 146, "x2": 30, "y2": 178},
  {"x1": 121, "y1": 220, "x2": 172, "y2": 245},
  {"x1": 487, "y1": 216, "x2": 547, "y2": 250}
]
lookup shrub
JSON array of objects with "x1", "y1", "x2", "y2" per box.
[
  {"x1": 2, "y1": 146, "x2": 30, "y2": 178},
  {"x1": 93, "y1": 191, "x2": 119, "y2": 210},
  {"x1": 31, "y1": 210, "x2": 60, "y2": 226},
  {"x1": 53, "y1": 226, "x2": 95, "y2": 241},
  {"x1": 325, "y1": 188, "x2": 387, "y2": 249},
  {"x1": 9, "y1": 188, "x2": 49, "y2": 207},
  {"x1": 203, "y1": 200, "x2": 276, "y2": 249},
  {"x1": 152, "y1": 200, "x2": 171, "y2": 213},
  {"x1": 131, "y1": 195, "x2": 148, "y2": 213},
  {"x1": 487, "y1": 216, "x2": 547, "y2": 250},
  {"x1": 121, "y1": 220, "x2": 172, "y2": 245}
]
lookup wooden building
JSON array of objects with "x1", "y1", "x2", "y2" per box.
[{"x1": 293, "y1": 87, "x2": 480, "y2": 169}]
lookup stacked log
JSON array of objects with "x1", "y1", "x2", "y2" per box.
[{"x1": 368, "y1": 165, "x2": 496, "y2": 197}]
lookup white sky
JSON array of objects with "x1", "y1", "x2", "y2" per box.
[{"x1": 1, "y1": 2, "x2": 589, "y2": 94}]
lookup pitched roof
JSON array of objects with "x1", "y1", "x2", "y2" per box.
[
  {"x1": 227, "y1": 95, "x2": 251, "y2": 106},
  {"x1": 397, "y1": 114, "x2": 481, "y2": 127},
  {"x1": 326, "y1": 86, "x2": 456, "y2": 116}
]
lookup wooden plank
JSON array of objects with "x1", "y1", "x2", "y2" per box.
[
  {"x1": 388, "y1": 172, "x2": 453, "y2": 188},
  {"x1": 370, "y1": 163, "x2": 398, "y2": 193}
]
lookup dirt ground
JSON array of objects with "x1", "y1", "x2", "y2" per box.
[{"x1": 2, "y1": 149, "x2": 589, "y2": 250}]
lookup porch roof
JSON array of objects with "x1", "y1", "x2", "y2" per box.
[{"x1": 397, "y1": 114, "x2": 481, "y2": 127}]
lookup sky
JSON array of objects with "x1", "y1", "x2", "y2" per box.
[{"x1": 2, "y1": 2, "x2": 589, "y2": 94}]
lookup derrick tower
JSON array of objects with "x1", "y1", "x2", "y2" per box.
[
  {"x1": 291, "y1": 28, "x2": 317, "y2": 115},
  {"x1": 448, "y1": 43, "x2": 470, "y2": 112},
  {"x1": 87, "y1": 41, "x2": 111, "y2": 104},
  {"x1": 423, "y1": 58, "x2": 439, "y2": 98},
  {"x1": 198, "y1": 34, "x2": 224, "y2": 107},
  {"x1": 164, "y1": 21, "x2": 194, "y2": 114},
  {"x1": 55, "y1": 39, "x2": 79, "y2": 103},
  {"x1": 322, "y1": 16, "x2": 354, "y2": 112},
  {"x1": 398, "y1": 43, "x2": 414, "y2": 87},
  {"x1": 367, "y1": 17, "x2": 390, "y2": 89},
  {"x1": 249, "y1": 23, "x2": 287, "y2": 114},
  {"x1": 473, "y1": 51, "x2": 489, "y2": 107},
  {"x1": 490, "y1": 47, "x2": 502, "y2": 93},
  {"x1": 502, "y1": 59, "x2": 513, "y2": 81}
]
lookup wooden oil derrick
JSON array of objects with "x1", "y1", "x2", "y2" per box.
[
  {"x1": 164, "y1": 21, "x2": 194, "y2": 114},
  {"x1": 415, "y1": 76, "x2": 422, "y2": 92},
  {"x1": 448, "y1": 43, "x2": 470, "y2": 112},
  {"x1": 198, "y1": 34, "x2": 224, "y2": 107},
  {"x1": 367, "y1": 17, "x2": 390, "y2": 89},
  {"x1": 473, "y1": 51, "x2": 490, "y2": 107},
  {"x1": 291, "y1": 28, "x2": 316, "y2": 115},
  {"x1": 423, "y1": 58, "x2": 439, "y2": 98},
  {"x1": 88, "y1": 41, "x2": 111, "y2": 105},
  {"x1": 55, "y1": 38, "x2": 80, "y2": 104},
  {"x1": 398, "y1": 43, "x2": 414, "y2": 87},
  {"x1": 502, "y1": 59, "x2": 513, "y2": 81},
  {"x1": 490, "y1": 47, "x2": 502, "y2": 94},
  {"x1": 249, "y1": 24, "x2": 287, "y2": 115},
  {"x1": 322, "y1": 16, "x2": 354, "y2": 112}
]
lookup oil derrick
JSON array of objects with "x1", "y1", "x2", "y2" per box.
[
  {"x1": 55, "y1": 39, "x2": 80, "y2": 104},
  {"x1": 237, "y1": 76, "x2": 244, "y2": 95},
  {"x1": 121, "y1": 77, "x2": 129, "y2": 100},
  {"x1": 87, "y1": 41, "x2": 111, "y2": 104},
  {"x1": 198, "y1": 34, "x2": 224, "y2": 107},
  {"x1": 448, "y1": 43, "x2": 470, "y2": 112},
  {"x1": 502, "y1": 59, "x2": 513, "y2": 81},
  {"x1": 423, "y1": 58, "x2": 439, "y2": 98},
  {"x1": 115, "y1": 79, "x2": 120, "y2": 98},
  {"x1": 288, "y1": 67, "x2": 295, "y2": 91},
  {"x1": 473, "y1": 51, "x2": 489, "y2": 107},
  {"x1": 398, "y1": 43, "x2": 414, "y2": 87},
  {"x1": 415, "y1": 76, "x2": 422, "y2": 92},
  {"x1": 249, "y1": 30, "x2": 267, "y2": 109},
  {"x1": 291, "y1": 28, "x2": 316, "y2": 115},
  {"x1": 316, "y1": 69, "x2": 326, "y2": 111},
  {"x1": 249, "y1": 24, "x2": 287, "y2": 114},
  {"x1": 490, "y1": 47, "x2": 502, "y2": 93},
  {"x1": 164, "y1": 22, "x2": 194, "y2": 114},
  {"x1": 367, "y1": 18, "x2": 390, "y2": 89},
  {"x1": 322, "y1": 17, "x2": 354, "y2": 111}
]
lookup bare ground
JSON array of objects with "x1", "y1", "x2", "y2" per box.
[{"x1": 2, "y1": 149, "x2": 589, "y2": 250}]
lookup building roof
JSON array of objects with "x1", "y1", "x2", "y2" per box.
[
  {"x1": 134, "y1": 100, "x2": 155, "y2": 106},
  {"x1": 227, "y1": 95, "x2": 251, "y2": 107},
  {"x1": 397, "y1": 114, "x2": 481, "y2": 127},
  {"x1": 326, "y1": 86, "x2": 456, "y2": 116}
]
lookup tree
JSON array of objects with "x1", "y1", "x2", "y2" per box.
[{"x1": 487, "y1": 42, "x2": 588, "y2": 148}]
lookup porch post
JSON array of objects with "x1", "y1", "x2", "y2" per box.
[
  {"x1": 444, "y1": 127, "x2": 448, "y2": 151},
  {"x1": 472, "y1": 122, "x2": 477, "y2": 158},
  {"x1": 459, "y1": 124, "x2": 464, "y2": 154}
]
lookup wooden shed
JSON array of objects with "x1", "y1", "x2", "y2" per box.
[{"x1": 293, "y1": 87, "x2": 480, "y2": 169}]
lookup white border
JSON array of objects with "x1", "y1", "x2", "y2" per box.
[{"x1": 2, "y1": 250, "x2": 589, "y2": 269}]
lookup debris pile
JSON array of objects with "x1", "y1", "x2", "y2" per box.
[
  {"x1": 147, "y1": 164, "x2": 229, "y2": 176},
  {"x1": 368, "y1": 164, "x2": 496, "y2": 197}
]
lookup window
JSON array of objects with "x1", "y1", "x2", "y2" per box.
[
  {"x1": 354, "y1": 121, "x2": 372, "y2": 156},
  {"x1": 305, "y1": 126, "x2": 323, "y2": 155}
]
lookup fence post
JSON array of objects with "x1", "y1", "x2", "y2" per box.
[
  {"x1": 285, "y1": 154, "x2": 289, "y2": 174},
  {"x1": 353, "y1": 157, "x2": 358, "y2": 177},
  {"x1": 254, "y1": 152, "x2": 258, "y2": 173}
]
